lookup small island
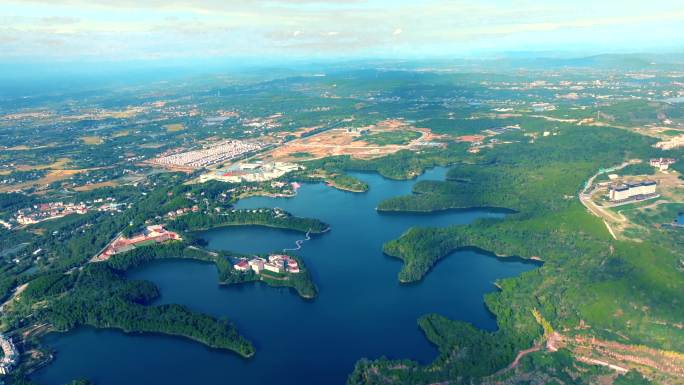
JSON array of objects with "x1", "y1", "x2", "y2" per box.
[
  {"x1": 325, "y1": 174, "x2": 369, "y2": 193},
  {"x1": 227, "y1": 253, "x2": 317, "y2": 299}
]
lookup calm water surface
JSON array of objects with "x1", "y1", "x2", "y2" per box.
[{"x1": 33, "y1": 168, "x2": 537, "y2": 385}]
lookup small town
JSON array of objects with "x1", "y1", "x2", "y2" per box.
[
  {"x1": 15, "y1": 202, "x2": 87, "y2": 225},
  {"x1": 150, "y1": 140, "x2": 264, "y2": 170},
  {"x1": 11, "y1": 198, "x2": 124, "y2": 227},
  {"x1": 234, "y1": 254, "x2": 301, "y2": 275}
]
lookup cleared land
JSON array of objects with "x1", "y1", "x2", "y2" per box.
[
  {"x1": 0, "y1": 169, "x2": 83, "y2": 193},
  {"x1": 164, "y1": 123, "x2": 185, "y2": 132},
  {"x1": 265, "y1": 119, "x2": 442, "y2": 162},
  {"x1": 80, "y1": 136, "x2": 104, "y2": 145},
  {"x1": 73, "y1": 180, "x2": 119, "y2": 192},
  {"x1": 14, "y1": 157, "x2": 71, "y2": 172}
]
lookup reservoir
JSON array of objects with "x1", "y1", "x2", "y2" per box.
[{"x1": 33, "y1": 168, "x2": 538, "y2": 385}]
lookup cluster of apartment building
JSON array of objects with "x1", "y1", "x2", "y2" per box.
[
  {"x1": 93, "y1": 224, "x2": 181, "y2": 262},
  {"x1": 200, "y1": 162, "x2": 301, "y2": 183},
  {"x1": 234, "y1": 254, "x2": 300, "y2": 275},
  {"x1": 151, "y1": 140, "x2": 263, "y2": 169},
  {"x1": 649, "y1": 157, "x2": 677, "y2": 171},
  {"x1": 609, "y1": 180, "x2": 657, "y2": 202},
  {"x1": 0, "y1": 334, "x2": 18, "y2": 375}
]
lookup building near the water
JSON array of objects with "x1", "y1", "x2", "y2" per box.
[
  {"x1": 0, "y1": 334, "x2": 19, "y2": 375},
  {"x1": 233, "y1": 254, "x2": 300, "y2": 275},
  {"x1": 234, "y1": 260, "x2": 250, "y2": 271},
  {"x1": 248, "y1": 258, "x2": 265, "y2": 274},
  {"x1": 93, "y1": 225, "x2": 182, "y2": 262}
]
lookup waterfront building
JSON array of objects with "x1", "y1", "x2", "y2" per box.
[
  {"x1": 234, "y1": 260, "x2": 250, "y2": 271},
  {"x1": 249, "y1": 258, "x2": 265, "y2": 274},
  {"x1": 264, "y1": 261, "x2": 285, "y2": 274},
  {"x1": 234, "y1": 255, "x2": 301, "y2": 275},
  {"x1": 0, "y1": 334, "x2": 19, "y2": 375},
  {"x1": 94, "y1": 225, "x2": 182, "y2": 262}
]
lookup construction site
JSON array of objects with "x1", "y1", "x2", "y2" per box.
[{"x1": 263, "y1": 119, "x2": 444, "y2": 162}]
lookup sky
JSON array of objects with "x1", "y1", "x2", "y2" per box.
[{"x1": 1, "y1": 0, "x2": 684, "y2": 62}]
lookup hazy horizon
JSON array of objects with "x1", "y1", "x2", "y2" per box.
[{"x1": 3, "y1": 0, "x2": 684, "y2": 63}]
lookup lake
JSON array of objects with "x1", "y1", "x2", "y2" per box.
[{"x1": 33, "y1": 168, "x2": 538, "y2": 385}]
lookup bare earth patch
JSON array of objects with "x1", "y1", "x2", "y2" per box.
[
  {"x1": 80, "y1": 136, "x2": 104, "y2": 145},
  {"x1": 264, "y1": 119, "x2": 444, "y2": 162},
  {"x1": 164, "y1": 123, "x2": 185, "y2": 132}
]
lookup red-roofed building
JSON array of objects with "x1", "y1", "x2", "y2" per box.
[{"x1": 234, "y1": 260, "x2": 250, "y2": 271}]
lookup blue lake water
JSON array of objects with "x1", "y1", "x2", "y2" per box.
[{"x1": 33, "y1": 167, "x2": 538, "y2": 385}]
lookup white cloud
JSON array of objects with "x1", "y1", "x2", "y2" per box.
[{"x1": 2, "y1": 0, "x2": 684, "y2": 60}]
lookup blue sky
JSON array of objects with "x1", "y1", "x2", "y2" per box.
[{"x1": 2, "y1": 0, "x2": 684, "y2": 62}]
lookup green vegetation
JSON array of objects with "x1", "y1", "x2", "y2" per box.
[
  {"x1": 21, "y1": 272, "x2": 76, "y2": 301},
  {"x1": 327, "y1": 174, "x2": 369, "y2": 192},
  {"x1": 595, "y1": 162, "x2": 655, "y2": 182},
  {"x1": 355, "y1": 130, "x2": 421, "y2": 146},
  {"x1": 107, "y1": 242, "x2": 318, "y2": 299},
  {"x1": 169, "y1": 208, "x2": 329, "y2": 234},
  {"x1": 661, "y1": 129, "x2": 682, "y2": 136},
  {"x1": 16, "y1": 263, "x2": 255, "y2": 358},
  {"x1": 614, "y1": 370, "x2": 656, "y2": 385},
  {"x1": 596, "y1": 100, "x2": 683, "y2": 127},
  {"x1": 618, "y1": 202, "x2": 684, "y2": 257},
  {"x1": 347, "y1": 124, "x2": 682, "y2": 384},
  {"x1": 291, "y1": 151, "x2": 314, "y2": 158},
  {"x1": 494, "y1": 349, "x2": 614, "y2": 385},
  {"x1": 304, "y1": 143, "x2": 471, "y2": 180}
]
